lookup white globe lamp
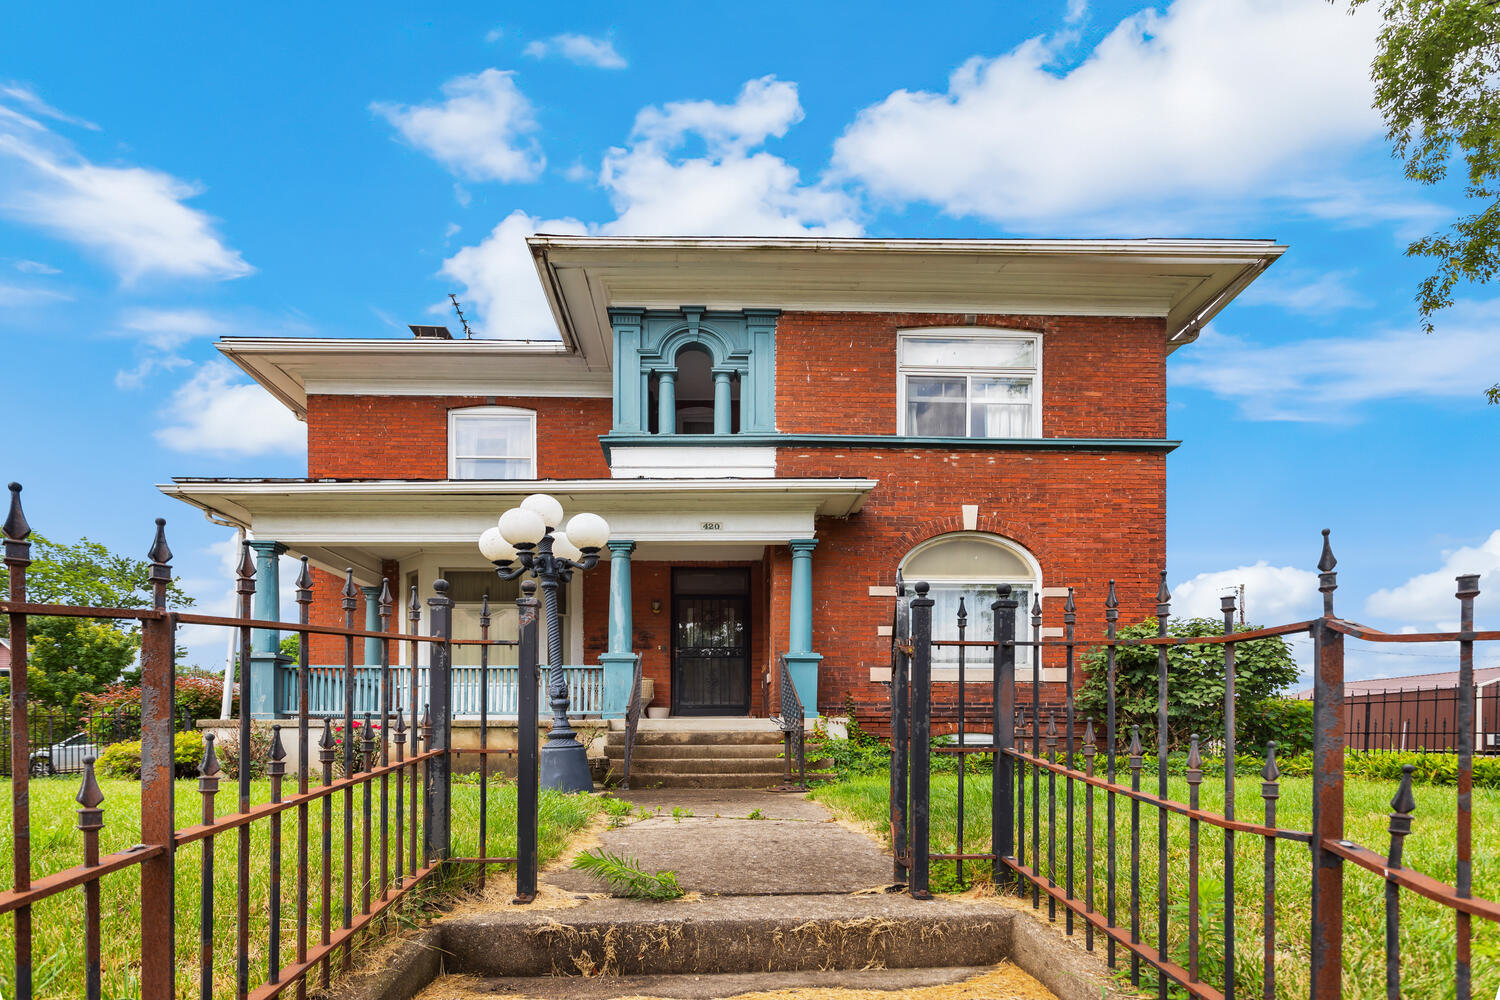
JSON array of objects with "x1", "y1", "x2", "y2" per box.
[
  {"x1": 498, "y1": 506, "x2": 546, "y2": 547},
  {"x1": 566, "y1": 512, "x2": 610, "y2": 551},
  {"x1": 551, "y1": 530, "x2": 583, "y2": 563},
  {"x1": 478, "y1": 526, "x2": 517, "y2": 564},
  {"x1": 520, "y1": 493, "x2": 564, "y2": 529}
]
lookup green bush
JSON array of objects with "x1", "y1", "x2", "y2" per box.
[
  {"x1": 1239, "y1": 697, "x2": 1314, "y2": 756},
  {"x1": 1077, "y1": 617, "x2": 1300, "y2": 752},
  {"x1": 806, "y1": 707, "x2": 891, "y2": 781},
  {"x1": 95, "y1": 730, "x2": 204, "y2": 779},
  {"x1": 1277, "y1": 749, "x2": 1500, "y2": 789}
]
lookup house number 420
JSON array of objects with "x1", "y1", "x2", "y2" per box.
[{"x1": 701, "y1": 521, "x2": 722, "y2": 530}]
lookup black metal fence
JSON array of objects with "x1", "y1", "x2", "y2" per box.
[
  {"x1": 1341, "y1": 684, "x2": 1500, "y2": 754},
  {"x1": 0, "y1": 703, "x2": 197, "y2": 776},
  {"x1": 890, "y1": 530, "x2": 1500, "y2": 1000},
  {"x1": 1, "y1": 483, "x2": 545, "y2": 1000}
]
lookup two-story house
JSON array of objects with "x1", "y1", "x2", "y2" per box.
[{"x1": 161, "y1": 235, "x2": 1282, "y2": 735}]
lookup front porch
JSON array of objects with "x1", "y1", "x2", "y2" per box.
[{"x1": 161, "y1": 477, "x2": 874, "y2": 722}]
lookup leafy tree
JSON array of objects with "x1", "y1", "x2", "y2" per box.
[
  {"x1": 0, "y1": 533, "x2": 195, "y2": 711},
  {"x1": 1352, "y1": 0, "x2": 1500, "y2": 400},
  {"x1": 1076, "y1": 618, "x2": 1300, "y2": 752},
  {"x1": 280, "y1": 634, "x2": 300, "y2": 658}
]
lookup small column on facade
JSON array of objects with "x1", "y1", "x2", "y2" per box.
[
  {"x1": 599, "y1": 540, "x2": 640, "y2": 718},
  {"x1": 784, "y1": 538, "x2": 822, "y2": 717},
  {"x1": 247, "y1": 540, "x2": 290, "y2": 718},
  {"x1": 657, "y1": 370, "x2": 677, "y2": 434},
  {"x1": 360, "y1": 584, "x2": 382, "y2": 716},
  {"x1": 712, "y1": 368, "x2": 735, "y2": 434}
]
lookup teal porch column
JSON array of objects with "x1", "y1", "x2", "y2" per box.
[
  {"x1": 247, "y1": 540, "x2": 291, "y2": 718},
  {"x1": 361, "y1": 585, "x2": 383, "y2": 715},
  {"x1": 784, "y1": 538, "x2": 821, "y2": 717},
  {"x1": 712, "y1": 368, "x2": 735, "y2": 434},
  {"x1": 599, "y1": 540, "x2": 639, "y2": 718}
]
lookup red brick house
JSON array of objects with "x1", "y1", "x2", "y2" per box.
[{"x1": 161, "y1": 236, "x2": 1282, "y2": 731}]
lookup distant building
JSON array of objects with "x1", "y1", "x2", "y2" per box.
[
  {"x1": 161, "y1": 236, "x2": 1283, "y2": 731},
  {"x1": 0, "y1": 636, "x2": 10, "y2": 678}
]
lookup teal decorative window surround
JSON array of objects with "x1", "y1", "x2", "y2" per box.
[{"x1": 610, "y1": 307, "x2": 778, "y2": 435}]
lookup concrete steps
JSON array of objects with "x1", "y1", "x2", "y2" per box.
[{"x1": 602, "y1": 722, "x2": 790, "y2": 790}]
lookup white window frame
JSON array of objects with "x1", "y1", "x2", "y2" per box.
[
  {"x1": 448, "y1": 406, "x2": 537, "y2": 480},
  {"x1": 901, "y1": 532, "x2": 1044, "y2": 682},
  {"x1": 895, "y1": 328, "x2": 1042, "y2": 439}
]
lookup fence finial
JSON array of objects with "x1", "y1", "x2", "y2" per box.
[
  {"x1": 1082, "y1": 718, "x2": 1096, "y2": 755},
  {"x1": 408, "y1": 583, "x2": 421, "y2": 624},
  {"x1": 1104, "y1": 579, "x2": 1118, "y2": 623},
  {"x1": 480, "y1": 591, "x2": 491, "y2": 627},
  {"x1": 1128, "y1": 725, "x2": 1142, "y2": 760},
  {"x1": 1155, "y1": 570, "x2": 1171, "y2": 614},
  {"x1": 379, "y1": 578, "x2": 394, "y2": 621},
  {"x1": 148, "y1": 517, "x2": 173, "y2": 567},
  {"x1": 1186, "y1": 734, "x2": 1202, "y2": 782},
  {"x1": 268, "y1": 725, "x2": 286, "y2": 769},
  {"x1": 318, "y1": 720, "x2": 336, "y2": 763},
  {"x1": 76, "y1": 756, "x2": 105, "y2": 812},
  {"x1": 1030, "y1": 593, "x2": 1042, "y2": 627},
  {"x1": 341, "y1": 567, "x2": 358, "y2": 610},
  {"x1": 3, "y1": 482, "x2": 30, "y2": 540},
  {"x1": 993, "y1": 582, "x2": 1014, "y2": 611},
  {"x1": 1261, "y1": 741, "x2": 1280, "y2": 783},
  {"x1": 199, "y1": 733, "x2": 221, "y2": 777},
  {"x1": 1064, "y1": 586, "x2": 1076, "y2": 623},
  {"x1": 1457, "y1": 574, "x2": 1481, "y2": 602},
  {"x1": 235, "y1": 542, "x2": 256, "y2": 594},
  {"x1": 1387, "y1": 764, "x2": 1417, "y2": 868},
  {"x1": 957, "y1": 594, "x2": 967, "y2": 626},
  {"x1": 1318, "y1": 529, "x2": 1338, "y2": 616},
  {"x1": 295, "y1": 556, "x2": 313, "y2": 604}
]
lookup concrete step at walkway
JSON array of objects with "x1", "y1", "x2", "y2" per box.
[
  {"x1": 604, "y1": 730, "x2": 784, "y2": 747},
  {"x1": 613, "y1": 771, "x2": 789, "y2": 789},
  {"x1": 611, "y1": 756, "x2": 784, "y2": 775},
  {"x1": 423, "y1": 965, "x2": 1005, "y2": 999},
  {"x1": 613, "y1": 742, "x2": 786, "y2": 760}
]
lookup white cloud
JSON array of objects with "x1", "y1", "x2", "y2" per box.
[
  {"x1": 832, "y1": 0, "x2": 1386, "y2": 229},
  {"x1": 1237, "y1": 268, "x2": 1371, "y2": 315},
  {"x1": 115, "y1": 353, "x2": 192, "y2": 390},
  {"x1": 155, "y1": 360, "x2": 306, "y2": 456},
  {"x1": 484, "y1": 27, "x2": 504, "y2": 43},
  {"x1": 1171, "y1": 300, "x2": 1500, "y2": 421},
  {"x1": 0, "y1": 283, "x2": 70, "y2": 306},
  {"x1": 597, "y1": 76, "x2": 861, "y2": 237},
  {"x1": 371, "y1": 69, "x2": 545, "y2": 183},
  {"x1": 1, "y1": 82, "x2": 98, "y2": 131},
  {"x1": 0, "y1": 99, "x2": 251, "y2": 282},
  {"x1": 117, "y1": 307, "x2": 229, "y2": 350},
  {"x1": 523, "y1": 33, "x2": 627, "y2": 69},
  {"x1": 1172, "y1": 562, "x2": 1321, "y2": 624},
  {"x1": 1366, "y1": 531, "x2": 1500, "y2": 629},
  {"x1": 440, "y1": 209, "x2": 589, "y2": 338},
  {"x1": 442, "y1": 77, "x2": 861, "y2": 338},
  {"x1": 14, "y1": 259, "x2": 59, "y2": 275},
  {"x1": 1064, "y1": 0, "x2": 1089, "y2": 25}
]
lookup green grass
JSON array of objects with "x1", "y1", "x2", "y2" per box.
[
  {"x1": 812, "y1": 769, "x2": 1500, "y2": 1000},
  {"x1": 1, "y1": 773, "x2": 600, "y2": 1000}
]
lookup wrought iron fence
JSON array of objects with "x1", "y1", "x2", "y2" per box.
[
  {"x1": 0, "y1": 483, "x2": 545, "y2": 1000},
  {"x1": 891, "y1": 530, "x2": 1500, "y2": 1000},
  {"x1": 1338, "y1": 684, "x2": 1500, "y2": 754},
  {"x1": 0, "y1": 703, "x2": 197, "y2": 776},
  {"x1": 772, "y1": 653, "x2": 806, "y2": 790}
]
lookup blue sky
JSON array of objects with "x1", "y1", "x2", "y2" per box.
[{"x1": 1, "y1": 0, "x2": 1496, "y2": 683}]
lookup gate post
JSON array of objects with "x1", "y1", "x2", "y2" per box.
[
  {"x1": 993, "y1": 584, "x2": 1018, "y2": 887},
  {"x1": 909, "y1": 581, "x2": 934, "y2": 900},
  {"x1": 1310, "y1": 531, "x2": 1344, "y2": 1000},
  {"x1": 139, "y1": 518, "x2": 177, "y2": 998},
  {"x1": 423, "y1": 579, "x2": 453, "y2": 864},
  {"x1": 515, "y1": 580, "x2": 541, "y2": 902},
  {"x1": 890, "y1": 578, "x2": 910, "y2": 884}
]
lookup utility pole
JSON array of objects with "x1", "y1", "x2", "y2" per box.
[{"x1": 1238, "y1": 583, "x2": 1245, "y2": 626}]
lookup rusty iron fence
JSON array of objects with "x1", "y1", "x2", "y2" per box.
[
  {"x1": 1338, "y1": 684, "x2": 1500, "y2": 754},
  {"x1": 771, "y1": 654, "x2": 806, "y2": 791},
  {"x1": 1, "y1": 483, "x2": 545, "y2": 1000},
  {"x1": 891, "y1": 530, "x2": 1500, "y2": 1000}
]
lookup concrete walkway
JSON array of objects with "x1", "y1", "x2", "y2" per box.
[{"x1": 547, "y1": 789, "x2": 898, "y2": 897}]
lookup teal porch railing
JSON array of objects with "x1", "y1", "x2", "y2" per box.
[{"x1": 275, "y1": 663, "x2": 605, "y2": 718}]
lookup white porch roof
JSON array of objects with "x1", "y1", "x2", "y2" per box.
[{"x1": 159, "y1": 477, "x2": 876, "y2": 584}]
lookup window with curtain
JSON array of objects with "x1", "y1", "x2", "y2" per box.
[
  {"x1": 448, "y1": 407, "x2": 536, "y2": 479},
  {"x1": 898, "y1": 331, "x2": 1040, "y2": 438},
  {"x1": 901, "y1": 533, "x2": 1039, "y2": 678}
]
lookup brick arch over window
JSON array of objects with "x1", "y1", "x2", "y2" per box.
[{"x1": 889, "y1": 515, "x2": 1042, "y2": 565}]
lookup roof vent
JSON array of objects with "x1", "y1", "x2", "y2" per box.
[{"x1": 409, "y1": 325, "x2": 453, "y2": 340}]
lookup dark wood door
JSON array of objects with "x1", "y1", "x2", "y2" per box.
[{"x1": 672, "y1": 594, "x2": 750, "y2": 715}]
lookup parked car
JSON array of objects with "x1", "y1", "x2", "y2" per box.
[{"x1": 30, "y1": 731, "x2": 101, "y2": 776}]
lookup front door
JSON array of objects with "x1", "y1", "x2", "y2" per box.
[{"x1": 671, "y1": 568, "x2": 751, "y2": 715}]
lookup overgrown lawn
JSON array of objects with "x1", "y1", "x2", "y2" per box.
[{"x1": 813, "y1": 770, "x2": 1500, "y2": 1000}]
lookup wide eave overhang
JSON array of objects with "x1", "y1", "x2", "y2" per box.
[{"x1": 530, "y1": 235, "x2": 1287, "y2": 369}]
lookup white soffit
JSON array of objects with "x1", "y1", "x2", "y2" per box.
[
  {"x1": 216, "y1": 338, "x2": 610, "y2": 419},
  {"x1": 529, "y1": 235, "x2": 1285, "y2": 357}
]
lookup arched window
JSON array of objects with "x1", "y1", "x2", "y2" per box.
[
  {"x1": 448, "y1": 406, "x2": 536, "y2": 479},
  {"x1": 672, "y1": 344, "x2": 716, "y2": 434},
  {"x1": 901, "y1": 533, "x2": 1039, "y2": 676}
]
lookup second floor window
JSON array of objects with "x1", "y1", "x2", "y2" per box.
[
  {"x1": 449, "y1": 407, "x2": 536, "y2": 479},
  {"x1": 898, "y1": 331, "x2": 1041, "y2": 438}
]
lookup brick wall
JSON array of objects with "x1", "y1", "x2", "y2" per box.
[
  {"x1": 306, "y1": 395, "x2": 612, "y2": 479},
  {"x1": 775, "y1": 311, "x2": 1166, "y2": 438}
]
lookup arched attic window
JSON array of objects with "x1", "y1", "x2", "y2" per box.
[
  {"x1": 901, "y1": 533, "x2": 1039, "y2": 676},
  {"x1": 648, "y1": 342, "x2": 740, "y2": 434}
]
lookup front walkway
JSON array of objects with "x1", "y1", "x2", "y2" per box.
[{"x1": 350, "y1": 789, "x2": 1130, "y2": 1000}]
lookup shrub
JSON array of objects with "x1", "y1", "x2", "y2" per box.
[
  {"x1": 806, "y1": 707, "x2": 890, "y2": 781},
  {"x1": 1278, "y1": 749, "x2": 1500, "y2": 789},
  {"x1": 1077, "y1": 617, "x2": 1299, "y2": 752},
  {"x1": 86, "y1": 675, "x2": 233, "y2": 724},
  {"x1": 95, "y1": 731, "x2": 204, "y2": 779},
  {"x1": 1239, "y1": 697, "x2": 1314, "y2": 756},
  {"x1": 214, "y1": 728, "x2": 276, "y2": 781}
]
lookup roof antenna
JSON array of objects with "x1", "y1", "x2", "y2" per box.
[{"x1": 448, "y1": 293, "x2": 473, "y2": 338}]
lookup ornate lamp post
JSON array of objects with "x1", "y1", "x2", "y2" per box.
[{"x1": 478, "y1": 493, "x2": 610, "y2": 793}]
